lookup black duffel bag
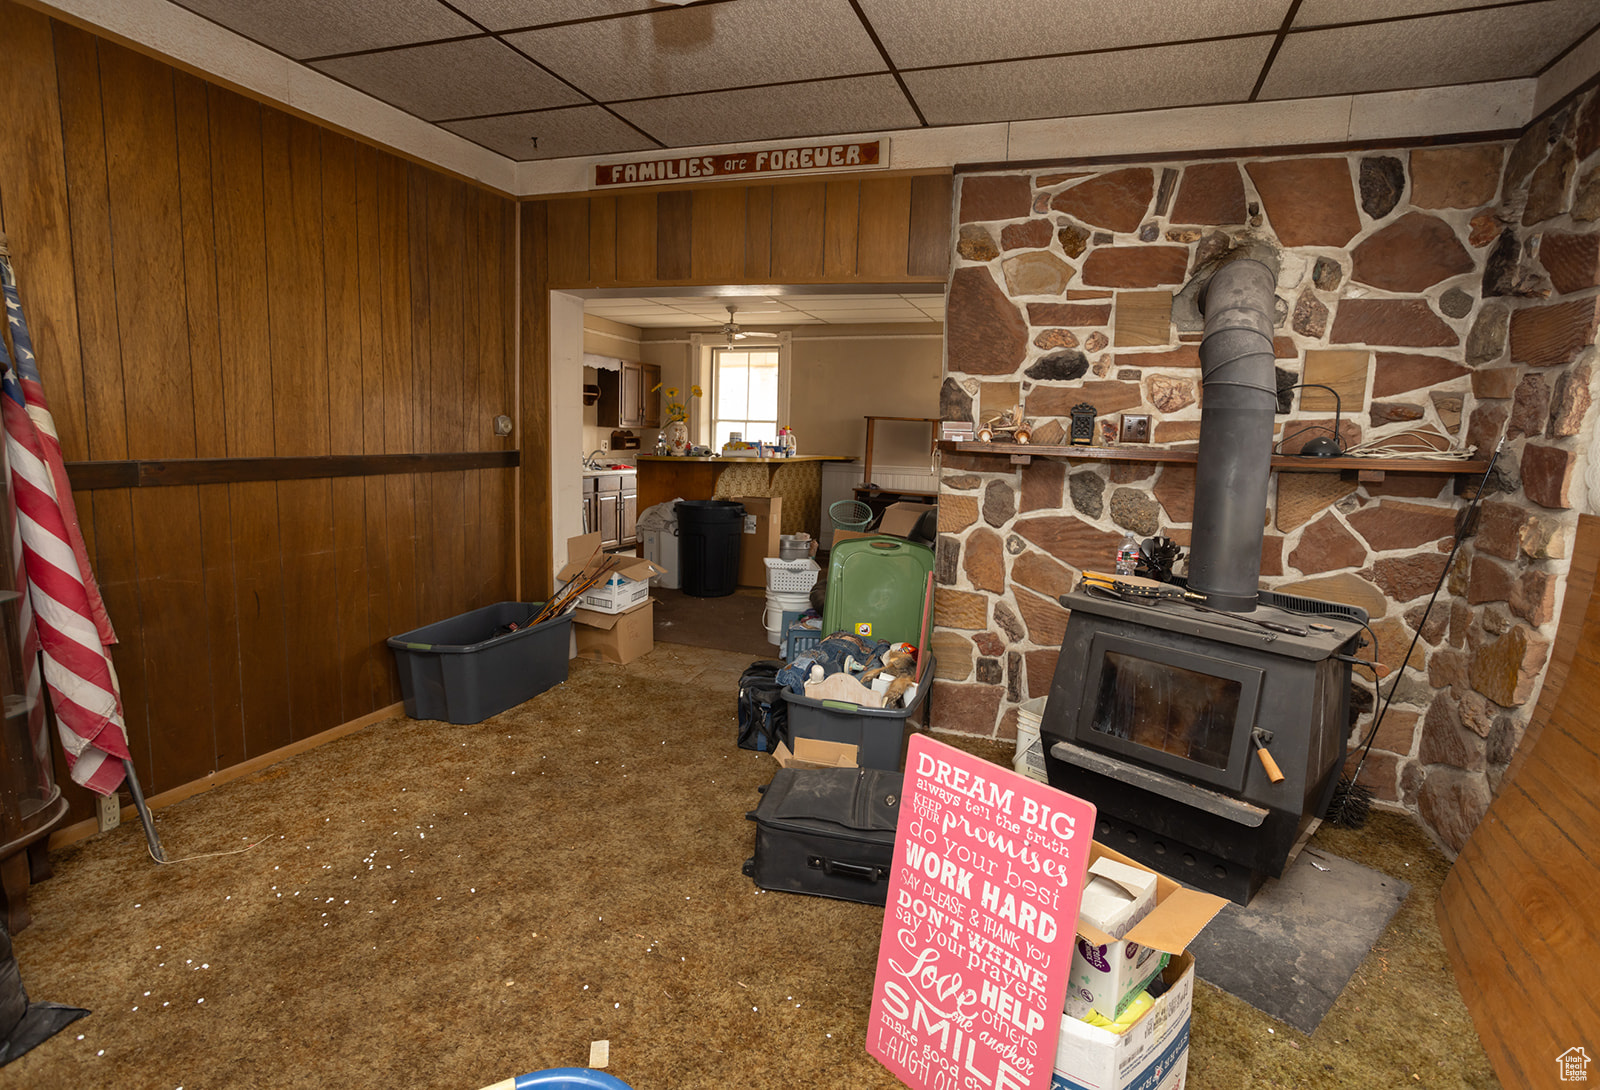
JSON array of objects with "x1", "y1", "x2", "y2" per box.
[{"x1": 736, "y1": 658, "x2": 789, "y2": 753}]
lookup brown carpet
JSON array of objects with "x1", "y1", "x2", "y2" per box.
[{"x1": 7, "y1": 644, "x2": 1496, "y2": 1089}]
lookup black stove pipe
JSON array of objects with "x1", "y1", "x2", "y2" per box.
[{"x1": 1188, "y1": 257, "x2": 1279, "y2": 612}]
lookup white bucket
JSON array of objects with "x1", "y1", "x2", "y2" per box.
[
  {"x1": 763, "y1": 589, "x2": 812, "y2": 645},
  {"x1": 1013, "y1": 697, "x2": 1048, "y2": 783}
]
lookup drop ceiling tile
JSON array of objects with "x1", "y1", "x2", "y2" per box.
[
  {"x1": 611, "y1": 75, "x2": 919, "y2": 147},
  {"x1": 1259, "y1": 0, "x2": 1599, "y2": 100},
  {"x1": 506, "y1": 0, "x2": 884, "y2": 101},
  {"x1": 448, "y1": 0, "x2": 665, "y2": 33},
  {"x1": 1294, "y1": 0, "x2": 1533, "y2": 27},
  {"x1": 902, "y1": 38, "x2": 1271, "y2": 126},
  {"x1": 312, "y1": 37, "x2": 584, "y2": 121},
  {"x1": 171, "y1": 0, "x2": 478, "y2": 60},
  {"x1": 442, "y1": 106, "x2": 655, "y2": 159},
  {"x1": 796, "y1": 292, "x2": 921, "y2": 305},
  {"x1": 854, "y1": 0, "x2": 1285, "y2": 68}
]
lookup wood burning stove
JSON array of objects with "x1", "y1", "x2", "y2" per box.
[{"x1": 1039, "y1": 588, "x2": 1365, "y2": 904}]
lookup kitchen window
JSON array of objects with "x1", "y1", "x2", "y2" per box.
[{"x1": 713, "y1": 346, "x2": 780, "y2": 448}]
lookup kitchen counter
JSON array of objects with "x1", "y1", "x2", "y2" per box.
[
  {"x1": 635, "y1": 454, "x2": 851, "y2": 464},
  {"x1": 636, "y1": 453, "x2": 853, "y2": 537}
]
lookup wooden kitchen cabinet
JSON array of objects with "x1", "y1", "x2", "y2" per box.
[{"x1": 597, "y1": 362, "x2": 660, "y2": 429}]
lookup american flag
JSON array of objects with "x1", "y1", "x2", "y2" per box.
[{"x1": 1, "y1": 254, "x2": 129, "y2": 796}]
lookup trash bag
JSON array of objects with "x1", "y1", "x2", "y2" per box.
[
  {"x1": 636, "y1": 499, "x2": 683, "y2": 533},
  {"x1": 0, "y1": 920, "x2": 88, "y2": 1066}
]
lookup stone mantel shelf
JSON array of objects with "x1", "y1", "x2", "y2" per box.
[{"x1": 940, "y1": 440, "x2": 1489, "y2": 481}]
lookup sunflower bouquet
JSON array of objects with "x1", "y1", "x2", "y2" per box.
[{"x1": 653, "y1": 382, "x2": 702, "y2": 423}]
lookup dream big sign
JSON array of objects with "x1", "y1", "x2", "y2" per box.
[{"x1": 867, "y1": 735, "x2": 1096, "y2": 1090}]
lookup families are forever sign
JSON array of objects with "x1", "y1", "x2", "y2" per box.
[{"x1": 868, "y1": 735, "x2": 1096, "y2": 1090}]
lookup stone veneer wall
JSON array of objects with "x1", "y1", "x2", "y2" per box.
[{"x1": 929, "y1": 87, "x2": 1600, "y2": 854}]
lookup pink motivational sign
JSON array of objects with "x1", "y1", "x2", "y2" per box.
[{"x1": 867, "y1": 735, "x2": 1096, "y2": 1090}]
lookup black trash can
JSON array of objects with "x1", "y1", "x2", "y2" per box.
[{"x1": 676, "y1": 499, "x2": 745, "y2": 597}]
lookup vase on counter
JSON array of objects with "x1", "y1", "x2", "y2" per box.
[{"x1": 663, "y1": 418, "x2": 690, "y2": 455}]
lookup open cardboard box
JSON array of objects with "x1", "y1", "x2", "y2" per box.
[
  {"x1": 1064, "y1": 841, "x2": 1225, "y2": 1020},
  {"x1": 558, "y1": 533, "x2": 665, "y2": 600},
  {"x1": 772, "y1": 737, "x2": 859, "y2": 769},
  {"x1": 1051, "y1": 952, "x2": 1196, "y2": 1090},
  {"x1": 560, "y1": 534, "x2": 663, "y2": 663},
  {"x1": 1052, "y1": 842, "x2": 1225, "y2": 1090}
]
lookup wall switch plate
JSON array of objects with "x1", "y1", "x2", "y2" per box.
[
  {"x1": 97, "y1": 794, "x2": 121, "y2": 832},
  {"x1": 1120, "y1": 413, "x2": 1151, "y2": 443}
]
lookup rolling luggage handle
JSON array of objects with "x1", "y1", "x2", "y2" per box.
[{"x1": 808, "y1": 855, "x2": 888, "y2": 884}]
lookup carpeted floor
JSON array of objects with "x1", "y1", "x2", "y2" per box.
[
  {"x1": 651, "y1": 587, "x2": 775, "y2": 655},
  {"x1": 5, "y1": 643, "x2": 1497, "y2": 1089}
]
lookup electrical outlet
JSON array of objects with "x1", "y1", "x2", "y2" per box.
[
  {"x1": 1120, "y1": 413, "x2": 1151, "y2": 443},
  {"x1": 97, "y1": 794, "x2": 121, "y2": 833}
]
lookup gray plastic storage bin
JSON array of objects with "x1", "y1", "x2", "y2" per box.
[
  {"x1": 387, "y1": 602, "x2": 572, "y2": 725},
  {"x1": 779, "y1": 655, "x2": 935, "y2": 770}
]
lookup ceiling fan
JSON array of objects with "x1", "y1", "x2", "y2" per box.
[{"x1": 718, "y1": 305, "x2": 779, "y2": 346}]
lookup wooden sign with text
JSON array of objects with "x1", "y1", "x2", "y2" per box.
[
  {"x1": 867, "y1": 735, "x2": 1096, "y2": 1090},
  {"x1": 593, "y1": 140, "x2": 883, "y2": 188}
]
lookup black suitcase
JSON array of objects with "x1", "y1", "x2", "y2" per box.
[{"x1": 741, "y1": 767, "x2": 902, "y2": 905}]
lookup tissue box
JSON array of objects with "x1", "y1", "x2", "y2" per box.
[{"x1": 1064, "y1": 847, "x2": 1222, "y2": 1021}]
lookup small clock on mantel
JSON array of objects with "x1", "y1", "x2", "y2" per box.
[{"x1": 1070, "y1": 403, "x2": 1097, "y2": 445}]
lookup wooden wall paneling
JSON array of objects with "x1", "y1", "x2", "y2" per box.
[
  {"x1": 99, "y1": 42, "x2": 217, "y2": 791},
  {"x1": 588, "y1": 194, "x2": 617, "y2": 286},
  {"x1": 52, "y1": 29, "x2": 154, "y2": 812},
  {"x1": 690, "y1": 186, "x2": 746, "y2": 282},
  {"x1": 0, "y1": 11, "x2": 90, "y2": 465},
  {"x1": 263, "y1": 113, "x2": 340, "y2": 741},
  {"x1": 908, "y1": 174, "x2": 954, "y2": 279},
  {"x1": 823, "y1": 179, "x2": 861, "y2": 279},
  {"x1": 53, "y1": 26, "x2": 126, "y2": 464},
  {"x1": 320, "y1": 131, "x2": 373, "y2": 723},
  {"x1": 857, "y1": 176, "x2": 913, "y2": 279},
  {"x1": 769, "y1": 181, "x2": 825, "y2": 280},
  {"x1": 407, "y1": 165, "x2": 438, "y2": 627},
  {"x1": 615, "y1": 191, "x2": 658, "y2": 282},
  {"x1": 655, "y1": 190, "x2": 693, "y2": 281},
  {"x1": 427, "y1": 175, "x2": 469, "y2": 617},
  {"x1": 174, "y1": 73, "x2": 245, "y2": 776},
  {"x1": 206, "y1": 87, "x2": 290, "y2": 760},
  {"x1": 379, "y1": 154, "x2": 419, "y2": 667},
  {"x1": 547, "y1": 196, "x2": 591, "y2": 287},
  {"x1": 520, "y1": 201, "x2": 553, "y2": 599},
  {"x1": 744, "y1": 185, "x2": 772, "y2": 281},
  {"x1": 356, "y1": 146, "x2": 394, "y2": 706}
]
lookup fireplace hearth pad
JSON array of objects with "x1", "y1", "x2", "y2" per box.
[
  {"x1": 1192, "y1": 848, "x2": 1410, "y2": 1033},
  {"x1": 1041, "y1": 586, "x2": 1365, "y2": 904}
]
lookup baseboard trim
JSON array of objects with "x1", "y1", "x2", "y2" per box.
[{"x1": 49, "y1": 701, "x2": 407, "y2": 851}]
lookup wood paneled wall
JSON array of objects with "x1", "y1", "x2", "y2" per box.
[
  {"x1": 518, "y1": 172, "x2": 953, "y2": 595},
  {"x1": 0, "y1": 5, "x2": 519, "y2": 824}
]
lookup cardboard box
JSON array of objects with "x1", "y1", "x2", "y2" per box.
[
  {"x1": 578, "y1": 573, "x2": 652, "y2": 614},
  {"x1": 557, "y1": 533, "x2": 665, "y2": 611},
  {"x1": 773, "y1": 737, "x2": 859, "y2": 769},
  {"x1": 735, "y1": 495, "x2": 781, "y2": 588},
  {"x1": 1068, "y1": 857, "x2": 1163, "y2": 1019},
  {"x1": 1063, "y1": 842, "x2": 1225, "y2": 1023},
  {"x1": 1051, "y1": 953, "x2": 1195, "y2": 1090},
  {"x1": 877, "y1": 501, "x2": 935, "y2": 538},
  {"x1": 572, "y1": 600, "x2": 653, "y2": 664}
]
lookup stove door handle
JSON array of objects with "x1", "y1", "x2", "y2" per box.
[{"x1": 1252, "y1": 731, "x2": 1286, "y2": 784}]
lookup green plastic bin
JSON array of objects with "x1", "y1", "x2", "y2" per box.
[{"x1": 820, "y1": 535, "x2": 934, "y2": 648}]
